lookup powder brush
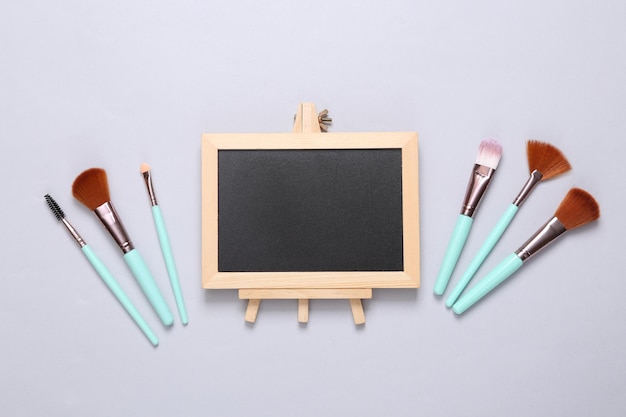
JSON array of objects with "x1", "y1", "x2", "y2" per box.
[
  {"x1": 453, "y1": 187, "x2": 600, "y2": 314},
  {"x1": 45, "y1": 194, "x2": 159, "y2": 345},
  {"x1": 446, "y1": 141, "x2": 571, "y2": 307},
  {"x1": 141, "y1": 163, "x2": 188, "y2": 325},
  {"x1": 72, "y1": 168, "x2": 174, "y2": 326},
  {"x1": 434, "y1": 138, "x2": 503, "y2": 295}
]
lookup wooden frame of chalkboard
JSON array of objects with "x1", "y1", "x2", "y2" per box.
[{"x1": 201, "y1": 132, "x2": 420, "y2": 290}]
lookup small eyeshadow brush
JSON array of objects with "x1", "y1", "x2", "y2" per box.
[
  {"x1": 434, "y1": 138, "x2": 503, "y2": 296},
  {"x1": 45, "y1": 194, "x2": 159, "y2": 345},
  {"x1": 72, "y1": 168, "x2": 174, "y2": 326},
  {"x1": 446, "y1": 140, "x2": 571, "y2": 307},
  {"x1": 141, "y1": 163, "x2": 188, "y2": 325},
  {"x1": 453, "y1": 188, "x2": 600, "y2": 314}
]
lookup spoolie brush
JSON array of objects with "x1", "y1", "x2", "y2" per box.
[
  {"x1": 434, "y1": 138, "x2": 503, "y2": 296},
  {"x1": 72, "y1": 168, "x2": 174, "y2": 326},
  {"x1": 446, "y1": 141, "x2": 571, "y2": 307},
  {"x1": 141, "y1": 163, "x2": 188, "y2": 325},
  {"x1": 452, "y1": 188, "x2": 600, "y2": 314},
  {"x1": 44, "y1": 194, "x2": 158, "y2": 346}
]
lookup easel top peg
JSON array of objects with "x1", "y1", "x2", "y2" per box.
[{"x1": 293, "y1": 102, "x2": 331, "y2": 133}]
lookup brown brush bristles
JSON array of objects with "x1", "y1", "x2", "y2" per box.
[
  {"x1": 71, "y1": 168, "x2": 111, "y2": 210},
  {"x1": 555, "y1": 188, "x2": 600, "y2": 230},
  {"x1": 526, "y1": 140, "x2": 572, "y2": 180}
]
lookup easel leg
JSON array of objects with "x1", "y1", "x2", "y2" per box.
[
  {"x1": 349, "y1": 299, "x2": 365, "y2": 325},
  {"x1": 245, "y1": 299, "x2": 261, "y2": 323},
  {"x1": 298, "y1": 299, "x2": 309, "y2": 323}
]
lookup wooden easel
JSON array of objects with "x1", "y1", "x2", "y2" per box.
[{"x1": 239, "y1": 103, "x2": 371, "y2": 325}]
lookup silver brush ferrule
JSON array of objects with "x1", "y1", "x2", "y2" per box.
[
  {"x1": 94, "y1": 201, "x2": 134, "y2": 253},
  {"x1": 460, "y1": 164, "x2": 496, "y2": 217},
  {"x1": 142, "y1": 171, "x2": 158, "y2": 206},
  {"x1": 61, "y1": 218, "x2": 86, "y2": 248},
  {"x1": 515, "y1": 217, "x2": 566, "y2": 262},
  {"x1": 512, "y1": 170, "x2": 543, "y2": 207}
]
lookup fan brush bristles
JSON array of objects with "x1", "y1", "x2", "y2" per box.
[
  {"x1": 72, "y1": 168, "x2": 111, "y2": 210},
  {"x1": 527, "y1": 141, "x2": 572, "y2": 180},
  {"x1": 45, "y1": 194, "x2": 65, "y2": 220},
  {"x1": 555, "y1": 188, "x2": 600, "y2": 230},
  {"x1": 476, "y1": 138, "x2": 503, "y2": 169}
]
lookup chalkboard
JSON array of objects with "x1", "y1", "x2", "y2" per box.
[
  {"x1": 218, "y1": 149, "x2": 404, "y2": 272},
  {"x1": 201, "y1": 132, "x2": 420, "y2": 289}
]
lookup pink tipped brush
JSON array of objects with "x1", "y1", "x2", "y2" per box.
[{"x1": 434, "y1": 138, "x2": 503, "y2": 296}]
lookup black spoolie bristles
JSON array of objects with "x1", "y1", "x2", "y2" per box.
[{"x1": 44, "y1": 194, "x2": 65, "y2": 221}]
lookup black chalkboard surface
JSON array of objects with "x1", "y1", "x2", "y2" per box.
[
  {"x1": 217, "y1": 149, "x2": 404, "y2": 272},
  {"x1": 201, "y1": 132, "x2": 420, "y2": 290}
]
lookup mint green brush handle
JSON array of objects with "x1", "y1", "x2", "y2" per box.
[
  {"x1": 452, "y1": 253, "x2": 523, "y2": 314},
  {"x1": 82, "y1": 245, "x2": 159, "y2": 346},
  {"x1": 152, "y1": 205, "x2": 188, "y2": 325},
  {"x1": 124, "y1": 249, "x2": 174, "y2": 326},
  {"x1": 434, "y1": 214, "x2": 473, "y2": 295},
  {"x1": 446, "y1": 204, "x2": 519, "y2": 307}
]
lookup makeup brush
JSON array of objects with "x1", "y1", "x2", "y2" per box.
[
  {"x1": 453, "y1": 188, "x2": 600, "y2": 314},
  {"x1": 44, "y1": 194, "x2": 159, "y2": 346},
  {"x1": 446, "y1": 141, "x2": 571, "y2": 307},
  {"x1": 141, "y1": 163, "x2": 188, "y2": 325},
  {"x1": 434, "y1": 138, "x2": 503, "y2": 296},
  {"x1": 72, "y1": 168, "x2": 174, "y2": 326}
]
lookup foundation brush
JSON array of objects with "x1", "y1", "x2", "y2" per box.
[
  {"x1": 446, "y1": 141, "x2": 571, "y2": 307},
  {"x1": 72, "y1": 168, "x2": 174, "y2": 326},
  {"x1": 453, "y1": 187, "x2": 600, "y2": 314},
  {"x1": 434, "y1": 138, "x2": 503, "y2": 296},
  {"x1": 44, "y1": 194, "x2": 158, "y2": 346},
  {"x1": 141, "y1": 163, "x2": 188, "y2": 325}
]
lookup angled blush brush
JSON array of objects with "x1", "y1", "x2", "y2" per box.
[
  {"x1": 446, "y1": 140, "x2": 571, "y2": 307},
  {"x1": 434, "y1": 138, "x2": 503, "y2": 296},
  {"x1": 44, "y1": 194, "x2": 159, "y2": 345},
  {"x1": 453, "y1": 188, "x2": 600, "y2": 314},
  {"x1": 141, "y1": 163, "x2": 188, "y2": 325},
  {"x1": 72, "y1": 168, "x2": 174, "y2": 326}
]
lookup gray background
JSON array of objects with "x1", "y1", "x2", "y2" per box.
[{"x1": 2, "y1": 1, "x2": 625, "y2": 416}]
